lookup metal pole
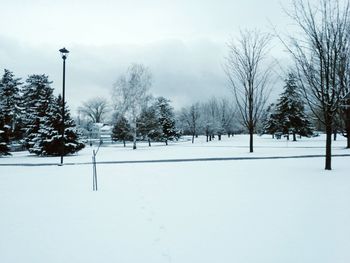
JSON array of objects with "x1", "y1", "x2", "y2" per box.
[
  {"x1": 60, "y1": 56, "x2": 66, "y2": 165},
  {"x1": 92, "y1": 152, "x2": 96, "y2": 191},
  {"x1": 94, "y1": 158, "x2": 98, "y2": 191},
  {"x1": 92, "y1": 150, "x2": 98, "y2": 191}
]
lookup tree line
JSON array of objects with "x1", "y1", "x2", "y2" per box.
[
  {"x1": 0, "y1": 70, "x2": 84, "y2": 156},
  {"x1": 2, "y1": 0, "x2": 350, "y2": 170}
]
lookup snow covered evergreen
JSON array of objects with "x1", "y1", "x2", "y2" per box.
[
  {"x1": 264, "y1": 74, "x2": 313, "y2": 140},
  {"x1": 154, "y1": 97, "x2": 179, "y2": 145},
  {"x1": 111, "y1": 116, "x2": 132, "y2": 147},
  {"x1": 137, "y1": 105, "x2": 163, "y2": 146},
  {"x1": 262, "y1": 103, "x2": 280, "y2": 137},
  {"x1": 0, "y1": 122, "x2": 10, "y2": 156},
  {"x1": 21, "y1": 74, "x2": 54, "y2": 152},
  {"x1": 0, "y1": 69, "x2": 23, "y2": 142},
  {"x1": 21, "y1": 75, "x2": 84, "y2": 155},
  {"x1": 32, "y1": 95, "x2": 85, "y2": 156}
]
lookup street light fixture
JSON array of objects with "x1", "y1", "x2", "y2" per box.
[{"x1": 59, "y1": 47, "x2": 69, "y2": 165}]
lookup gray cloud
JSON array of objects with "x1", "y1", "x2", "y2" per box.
[
  {"x1": 0, "y1": 36, "x2": 234, "y2": 112},
  {"x1": 0, "y1": 0, "x2": 300, "y2": 114}
]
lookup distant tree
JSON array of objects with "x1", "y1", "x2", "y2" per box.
[
  {"x1": 207, "y1": 97, "x2": 222, "y2": 139},
  {"x1": 274, "y1": 73, "x2": 313, "y2": 141},
  {"x1": 262, "y1": 103, "x2": 280, "y2": 137},
  {"x1": 21, "y1": 74, "x2": 54, "y2": 152},
  {"x1": 112, "y1": 63, "x2": 152, "y2": 149},
  {"x1": 217, "y1": 98, "x2": 236, "y2": 139},
  {"x1": 0, "y1": 69, "x2": 23, "y2": 141},
  {"x1": 180, "y1": 103, "x2": 201, "y2": 143},
  {"x1": 154, "y1": 97, "x2": 179, "y2": 145},
  {"x1": 79, "y1": 97, "x2": 109, "y2": 123},
  {"x1": 30, "y1": 95, "x2": 85, "y2": 156},
  {"x1": 111, "y1": 116, "x2": 132, "y2": 147},
  {"x1": 137, "y1": 105, "x2": 162, "y2": 146},
  {"x1": 199, "y1": 99, "x2": 221, "y2": 142},
  {"x1": 224, "y1": 29, "x2": 272, "y2": 152},
  {"x1": 200, "y1": 102, "x2": 214, "y2": 142}
]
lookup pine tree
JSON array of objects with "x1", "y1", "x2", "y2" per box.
[
  {"x1": 262, "y1": 103, "x2": 280, "y2": 137},
  {"x1": 111, "y1": 116, "x2": 132, "y2": 147},
  {"x1": 275, "y1": 73, "x2": 313, "y2": 141},
  {"x1": 0, "y1": 113, "x2": 11, "y2": 156},
  {"x1": 154, "y1": 97, "x2": 179, "y2": 145},
  {"x1": 21, "y1": 74, "x2": 55, "y2": 152},
  {"x1": 137, "y1": 106, "x2": 162, "y2": 146},
  {"x1": 0, "y1": 69, "x2": 23, "y2": 141},
  {"x1": 31, "y1": 95, "x2": 85, "y2": 156}
]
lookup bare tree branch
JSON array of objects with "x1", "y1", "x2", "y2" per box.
[
  {"x1": 281, "y1": 0, "x2": 350, "y2": 169},
  {"x1": 224, "y1": 29, "x2": 272, "y2": 152}
]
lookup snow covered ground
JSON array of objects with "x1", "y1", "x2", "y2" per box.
[{"x1": 0, "y1": 135, "x2": 349, "y2": 263}]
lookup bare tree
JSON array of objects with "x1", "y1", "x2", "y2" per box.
[
  {"x1": 217, "y1": 97, "x2": 236, "y2": 139},
  {"x1": 112, "y1": 63, "x2": 152, "y2": 149},
  {"x1": 199, "y1": 100, "x2": 218, "y2": 142},
  {"x1": 340, "y1": 92, "x2": 350, "y2": 148},
  {"x1": 338, "y1": 15, "x2": 350, "y2": 148},
  {"x1": 283, "y1": 0, "x2": 350, "y2": 169},
  {"x1": 79, "y1": 97, "x2": 109, "y2": 123},
  {"x1": 224, "y1": 30, "x2": 272, "y2": 152},
  {"x1": 180, "y1": 103, "x2": 201, "y2": 143}
]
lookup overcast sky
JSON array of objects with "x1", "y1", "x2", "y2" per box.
[{"x1": 0, "y1": 0, "x2": 298, "y2": 113}]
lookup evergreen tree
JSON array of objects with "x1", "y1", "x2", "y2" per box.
[
  {"x1": 30, "y1": 95, "x2": 85, "y2": 156},
  {"x1": 154, "y1": 97, "x2": 179, "y2": 145},
  {"x1": 274, "y1": 73, "x2": 313, "y2": 141},
  {"x1": 137, "y1": 105, "x2": 162, "y2": 146},
  {"x1": 0, "y1": 114, "x2": 10, "y2": 156},
  {"x1": 262, "y1": 103, "x2": 280, "y2": 137},
  {"x1": 112, "y1": 116, "x2": 132, "y2": 147},
  {"x1": 0, "y1": 69, "x2": 23, "y2": 141},
  {"x1": 21, "y1": 74, "x2": 54, "y2": 152}
]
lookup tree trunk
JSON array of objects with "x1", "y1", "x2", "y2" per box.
[
  {"x1": 293, "y1": 132, "x2": 296, "y2": 141},
  {"x1": 209, "y1": 135, "x2": 212, "y2": 141},
  {"x1": 192, "y1": 134, "x2": 195, "y2": 144},
  {"x1": 325, "y1": 125, "x2": 332, "y2": 170},
  {"x1": 346, "y1": 108, "x2": 350, "y2": 148},
  {"x1": 249, "y1": 130, "x2": 253, "y2": 153},
  {"x1": 148, "y1": 138, "x2": 151, "y2": 147},
  {"x1": 165, "y1": 139, "x2": 168, "y2": 146},
  {"x1": 123, "y1": 140, "x2": 126, "y2": 147},
  {"x1": 218, "y1": 134, "x2": 221, "y2": 141},
  {"x1": 333, "y1": 130, "x2": 337, "y2": 141},
  {"x1": 133, "y1": 121, "x2": 137, "y2": 150},
  {"x1": 133, "y1": 132, "x2": 137, "y2": 149},
  {"x1": 206, "y1": 134, "x2": 209, "y2": 142}
]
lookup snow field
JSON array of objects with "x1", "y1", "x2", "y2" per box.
[{"x1": 0, "y1": 135, "x2": 350, "y2": 263}]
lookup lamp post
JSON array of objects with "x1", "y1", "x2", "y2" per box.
[{"x1": 59, "y1": 47, "x2": 69, "y2": 165}]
